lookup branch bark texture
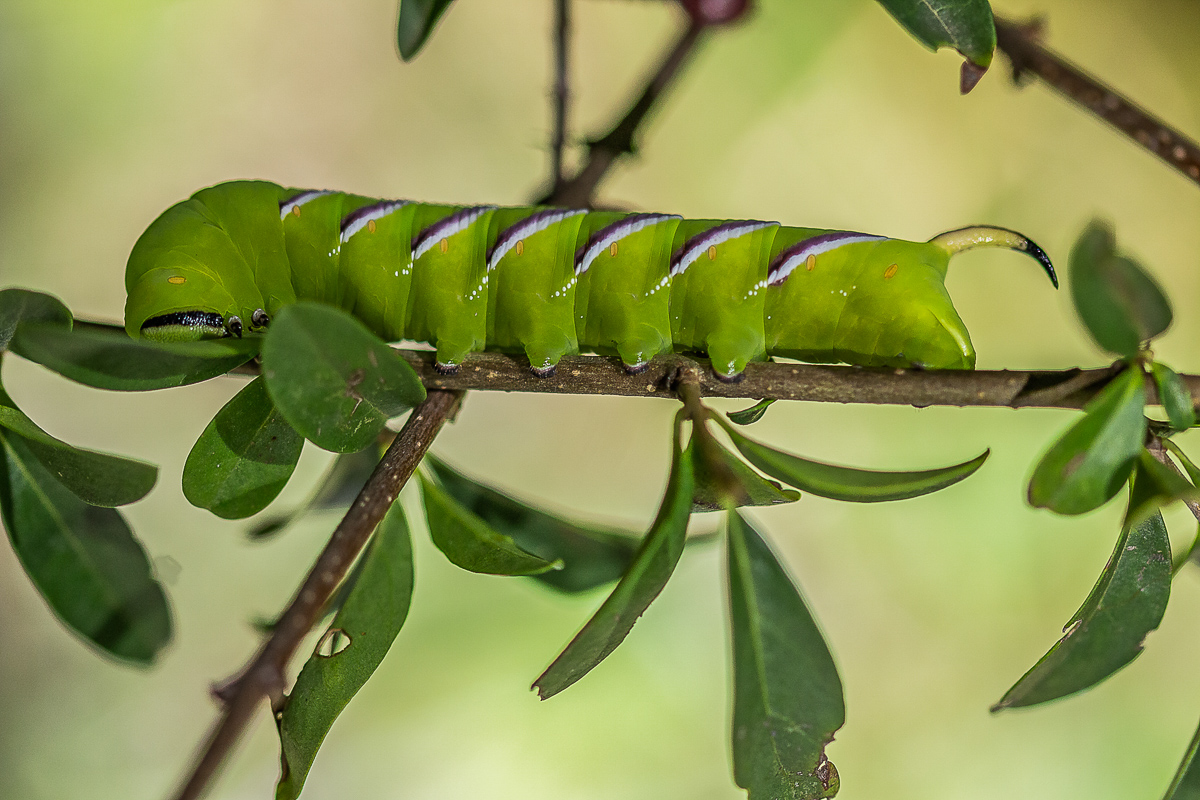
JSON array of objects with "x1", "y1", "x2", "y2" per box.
[
  {"x1": 172, "y1": 390, "x2": 462, "y2": 800},
  {"x1": 995, "y1": 16, "x2": 1200, "y2": 187}
]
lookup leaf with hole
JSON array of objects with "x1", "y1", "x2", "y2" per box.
[
  {"x1": 183, "y1": 377, "x2": 304, "y2": 519},
  {"x1": 10, "y1": 322, "x2": 260, "y2": 390},
  {"x1": 0, "y1": 431, "x2": 171, "y2": 663},
  {"x1": 716, "y1": 416, "x2": 986, "y2": 502},
  {"x1": 533, "y1": 417, "x2": 694, "y2": 699},
  {"x1": 727, "y1": 511, "x2": 844, "y2": 800},
  {"x1": 1069, "y1": 221, "x2": 1172, "y2": 358},
  {"x1": 261, "y1": 303, "x2": 425, "y2": 453},
  {"x1": 1150, "y1": 362, "x2": 1195, "y2": 431},
  {"x1": 873, "y1": 0, "x2": 996, "y2": 92},
  {"x1": 1027, "y1": 366, "x2": 1146, "y2": 515},
  {"x1": 0, "y1": 288, "x2": 71, "y2": 352},
  {"x1": 276, "y1": 499, "x2": 414, "y2": 800},
  {"x1": 994, "y1": 457, "x2": 1171, "y2": 711},
  {"x1": 691, "y1": 434, "x2": 799, "y2": 512},
  {"x1": 425, "y1": 455, "x2": 640, "y2": 593},
  {"x1": 420, "y1": 471, "x2": 561, "y2": 576},
  {"x1": 396, "y1": 0, "x2": 458, "y2": 60},
  {"x1": 0, "y1": 385, "x2": 156, "y2": 507}
]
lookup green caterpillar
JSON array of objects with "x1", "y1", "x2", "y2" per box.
[{"x1": 125, "y1": 180, "x2": 1056, "y2": 379}]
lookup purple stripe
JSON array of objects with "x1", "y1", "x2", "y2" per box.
[
  {"x1": 573, "y1": 213, "x2": 678, "y2": 275},
  {"x1": 339, "y1": 199, "x2": 409, "y2": 238},
  {"x1": 669, "y1": 220, "x2": 777, "y2": 276},
  {"x1": 767, "y1": 231, "x2": 886, "y2": 286},
  {"x1": 486, "y1": 208, "x2": 584, "y2": 269},
  {"x1": 411, "y1": 206, "x2": 496, "y2": 259}
]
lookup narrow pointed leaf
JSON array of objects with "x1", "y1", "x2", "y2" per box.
[
  {"x1": 276, "y1": 500, "x2": 414, "y2": 800},
  {"x1": 1163, "y1": 713, "x2": 1200, "y2": 800},
  {"x1": 1070, "y1": 221, "x2": 1172, "y2": 357},
  {"x1": 0, "y1": 432, "x2": 171, "y2": 663},
  {"x1": 1127, "y1": 449, "x2": 1199, "y2": 525},
  {"x1": 183, "y1": 377, "x2": 304, "y2": 519},
  {"x1": 728, "y1": 399, "x2": 776, "y2": 426},
  {"x1": 425, "y1": 455, "x2": 640, "y2": 593},
  {"x1": 262, "y1": 303, "x2": 425, "y2": 453},
  {"x1": 691, "y1": 436, "x2": 800, "y2": 512},
  {"x1": 874, "y1": 0, "x2": 996, "y2": 91},
  {"x1": 727, "y1": 512, "x2": 844, "y2": 800},
  {"x1": 396, "y1": 0, "x2": 458, "y2": 60},
  {"x1": 717, "y1": 416, "x2": 986, "y2": 503},
  {"x1": 0, "y1": 288, "x2": 71, "y2": 351},
  {"x1": 1163, "y1": 440, "x2": 1200, "y2": 487},
  {"x1": 1151, "y1": 362, "x2": 1196, "y2": 431},
  {"x1": 249, "y1": 447, "x2": 380, "y2": 540},
  {"x1": 993, "y1": 460, "x2": 1171, "y2": 711},
  {"x1": 0, "y1": 385, "x2": 156, "y2": 507},
  {"x1": 533, "y1": 420, "x2": 694, "y2": 699},
  {"x1": 10, "y1": 322, "x2": 260, "y2": 390},
  {"x1": 1027, "y1": 366, "x2": 1146, "y2": 515},
  {"x1": 419, "y1": 472, "x2": 561, "y2": 576}
]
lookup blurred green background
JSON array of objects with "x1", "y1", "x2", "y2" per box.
[{"x1": 3, "y1": 0, "x2": 1200, "y2": 798}]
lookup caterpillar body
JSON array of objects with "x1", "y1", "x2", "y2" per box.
[{"x1": 125, "y1": 180, "x2": 1056, "y2": 379}]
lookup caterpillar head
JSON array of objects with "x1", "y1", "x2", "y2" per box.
[{"x1": 125, "y1": 266, "x2": 243, "y2": 342}]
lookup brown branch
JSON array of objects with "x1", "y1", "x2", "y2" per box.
[
  {"x1": 171, "y1": 389, "x2": 463, "y2": 800},
  {"x1": 541, "y1": 17, "x2": 707, "y2": 207},
  {"x1": 396, "y1": 351, "x2": 1168, "y2": 410},
  {"x1": 549, "y1": 0, "x2": 571, "y2": 194},
  {"x1": 994, "y1": 16, "x2": 1200, "y2": 187}
]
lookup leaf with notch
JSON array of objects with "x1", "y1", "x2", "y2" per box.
[
  {"x1": 183, "y1": 377, "x2": 304, "y2": 519},
  {"x1": 993, "y1": 457, "x2": 1171, "y2": 711},
  {"x1": 419, "y1": 472, "x2": 561, "y2": 576},
  {"x1": 874, "y1": 0, "x2": 996, "y2": 92},
  {"x1": 0, "y1": 288, "x2": 71, "y2": 352},
  {"x1": 716, "y1": 416, "x2": 985, "y2": 502},
  {"x1": 691, "y1": 435, "x2": 799, "y2": 512},
  {"x1": 0, "y1": 385, "x2": 156, "y2": 507},
  {"x1": 262, "y1": 303, "x2": 425, "y2": 454},
  {"x1": 276, "y1": 499, "x2": 414, "y2": 800},
  {"x1": 1150, "y1": 362, "x2": 1195, "y2": 431},
  {"x1": 425, "y1": 455, "x2": 640, "y2": 593},
  {"x1": 1070, "y1": 220, "x2": 1172, "y2": 358},
  {"x1": 533, "y1": 417, "x2": 694, "y2": 699},
  {"x1": 10, "y1": 322, "x2": 260, "y2": 390},
  {"x1": 728, "y1": 511, "x2": 844, "y2": 800},
  {"x1": 396, "y1": 0, "x2": 458, "y2": 60},
  {"x1": 249, "y1": 447, "x2": 380, "y2": 540},
  {"x1": 1027, "y1": 366, "x2": 1146, "y2": 515},
  {"x1": 0, "y1": 431, "x2": 171, "y2": 664}
]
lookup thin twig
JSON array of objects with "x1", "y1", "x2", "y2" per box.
[
  {"x1": 994, "y1": 16, "x2": 1200, "y2": 187},
  {"x1": 542, "y1": 17, "x2": 707, "y2": 207},
  {"x1": 172, "y1": 390, "x2": 463, "y2": 800},
  {"x1": 549, "y1": 0, "x2": 571, "y2": 194}
]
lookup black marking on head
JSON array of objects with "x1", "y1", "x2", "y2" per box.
[{"x1": 141, "y1": 311, "x2": 225, "y2": 333}]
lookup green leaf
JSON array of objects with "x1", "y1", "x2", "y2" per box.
[
  {"x1": 691, "y1": 434, "x2": 800, "y2": 512},
  {"x1": 424, "y1": 455, "x2": 640, "y2": 593},
  {"x1": 1163, "y1": 712, "x2": 1200, "y2": 800},
  {"x1": 396, "y1": 0, "x2": 458, "y2": 60},
  {"x1": 993, "y1": 459, "x2": 1171, "y2": 711},
  {"x1": 533, "y1": 418, "x2": 695, "y2": 699},
  {"x1": 0, "y1": 385, "x2": 156, "y2": 507},
  {"x1": 1069, "y1": 220, "x2": 1173, "y2": 358},
  {"x1": 183, "y1": 377, "x2": 304, "y2": 519},
  {"x1": 0, "y1": 431, "x2": 171, "y2": 663},
  {"x1": 1027, "y1": 366, "x2": 1147, "y2": 515},
  {"x1": 727, "y1": 512, "x2": 844, "y2": 800},
  {"x1": 1163, "y1": 439, "x2": 1200, "y2": 487},
  {"x1": 728, "y1": 399, "x2": 775, "y2": 426},
  {"x1": 1151, "y1": 362, "x2": 1196, "y2": 431},
  {"x1": 249, "y1": 447, "x2": 380, "y2": 540},
  {"x1": 0, "y1": 288, "x2": 71, "y2": 351},
  {"x1": 10, "y1": 322, "x2": 260, "y2": 390},
  {"x1": 874, "y1": 0, "x2": 996, "y2": 91},
  {"x1": 276, "y1": 500, "x2": 414, "y2": 800},
  {"x1": 716, "y1": 416, "x2": 986, "y2": 503},
  {"x1": 419, "y1": 472, "x2": 561, "y2": 576},
  {"x1": 1127, "y1": 448, "x2": 1199, "y2": 525},
  {"x1": 262, "y1": 303, "x2": 425, "y2": 454}
]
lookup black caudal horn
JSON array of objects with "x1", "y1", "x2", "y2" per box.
[{"x1": 929, "y1": 226, "x2": 1058, "y2": 288}]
